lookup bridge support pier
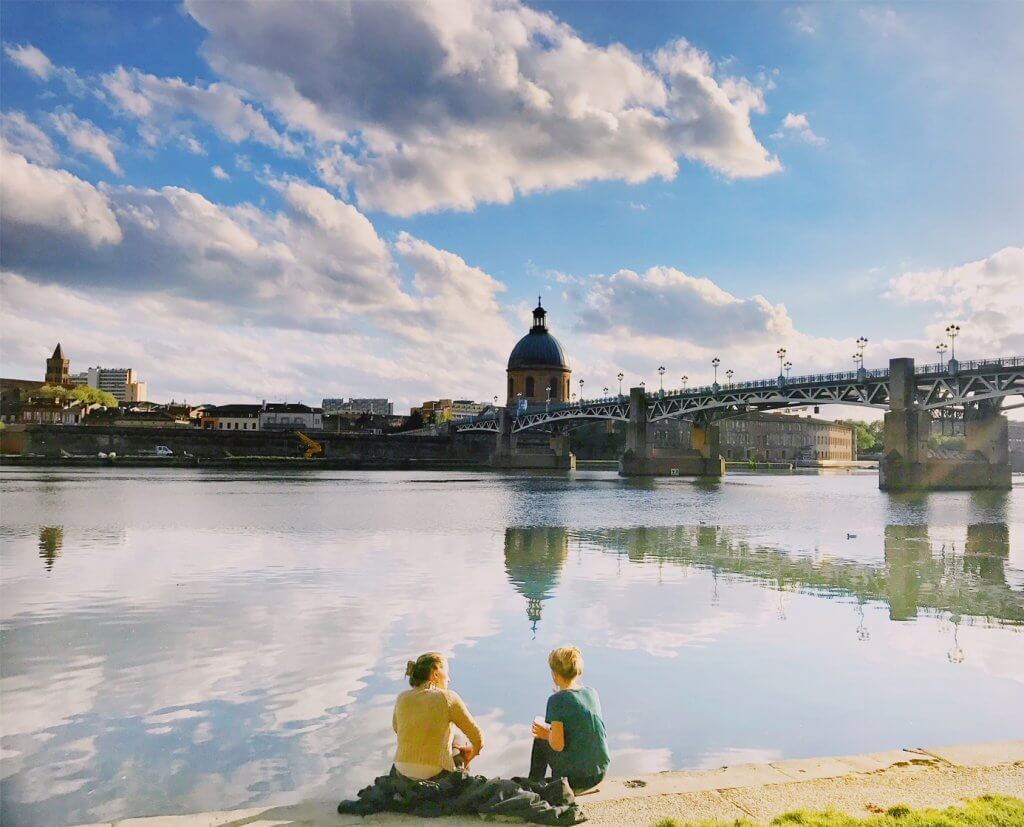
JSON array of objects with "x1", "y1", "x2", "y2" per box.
[
  {"x1": 879, "y1": 358, "x2": 1011, "y2": 491},
  {"x1": 490, "y1": 408, "x2": 575, "y2": 470},
  {"x1": 619, "y1": 387, "x2": 724, "y2": 477}
]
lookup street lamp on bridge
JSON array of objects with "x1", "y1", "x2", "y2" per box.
[
  {"x1": 784, "y1": 361, "x2": 793, "y2": 380},
  {"x1": 936, "y1": 342, "x2": 948, "y2": 368},
  {"x1": 945, "y1": 324, "x2": 961, "y2": 361},
  {"x1": 602, "y1": 387, "x2": 609, "y2": 397},
  {"x1": 681, "y1": 375, "x2": 688, "y2": 391},
  {"x1": 617, "y1": 372, "x2": 624, "y2": 397},
  {"x1": 545, "y1": 387, "x2": 552, "y2": 412},
  {"x1": 726, "y1": 369, "x2": 734, "y2": 386},
  {"x1": 711, "y1": 357, "x2": 721, "y2": 388},
  {"x1": 658, "y1": 365, "x2": 666, "y2": 395},
  {"x1": 776, "y1": 347, "x2": 787, "y2": 377},
  {"x1": 579, "y1": 378, "x2": 584, "y2": 402}
]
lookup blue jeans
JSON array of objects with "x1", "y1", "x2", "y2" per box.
[{"x1": 528, "y1": 738, "x2": 604, "y2": 792}]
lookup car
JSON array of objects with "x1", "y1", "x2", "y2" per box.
[{"x1": 154, "y1": 445, "x2": 173, "y2": 456}]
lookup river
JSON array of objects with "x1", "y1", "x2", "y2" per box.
[{"x1": 1, "y1": 467, "x2": 1022, "y2": 826}]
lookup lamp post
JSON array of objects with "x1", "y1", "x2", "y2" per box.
[
  {"x1": 784, "y1": 361, "x2": 793, "y2": 380},
  {"x1": 545, "y1": 386, "x2": 552, "y2": 412},
  {"x1": 726, "y1": 369, "x2": 734, "y2": 386},
  {"x1": 936, "y1": 342, "x2": 948, "y2": 368},
  {"x1": 711, "y1": 357, "x2": 721, "y2": 387},
  {"x1": 681, "y1": 375, "x2": 688, "y2": 391},
  {"x1": 658, "y1": 365, "x2": 665, "y2": 395},
  {"x1": 945, "y1": 324, "x2": 960, "y2": 361},
  {"x1": 602, "y1": 387, "x2": 609, "y2": 397},
  {"x1": 493, "y1": 395, "x2": 498, "y2": 406},
  {"x1": 617, "y1": 372, "x2": 624, "y2": 397},
  {"x1": 856, "y1": 336, "x2": 868, "y2": 366},
  {"x1": 776, "y1": 347, "x2": 787, "y2": 377},
  {"x1": 578, "y1": 378, "x2": 584, "y2": 404}
]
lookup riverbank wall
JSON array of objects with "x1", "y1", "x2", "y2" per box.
[
  {"x1": 70, "y1": 740, "x2": 1024, "y2": 826},
  {"x1": 0, "y1": 424, "x2": 492, "y2": 468}
]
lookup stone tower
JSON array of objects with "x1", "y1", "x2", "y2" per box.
[{"x1": 45, "y1": 343, "x2": 70, "y2": 386}]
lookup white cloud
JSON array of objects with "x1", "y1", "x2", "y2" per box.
[
  {"x1": 789, "y1": 7, "x2": 817, "y2": 36},
  {"x1": 211, "y1": 164, "x2": 230, "y2": 181},
  {"x1": 773, "y1": 112, "x2": 826, "y2": 146},
  {"x1": 0, "y1": 147, "x2": 122, "y2": 248},
  {"x1": 49, "y1": 110, "x2": 123, "y2": 174},
  {"x1": 101, "y1": 66, "x2": 299, "y2": 156},
  {"x1": 886, "y1": 247, "x2": 1024, "y2": 356},
  {"x1": 577, "y1": 266, "x2": 795, "y2": 346},
  {"x1": 859, "y1": 6, "x2": 908, "y2": 37},
  {"x1": 0, "y1": 111, "x2": 59, "y2": 165},
  {"x1": 0, "y1": 149, "x2": 514, "y2": 405},
  {"x1": 3, "y1": 42, "x2": 53, "y2": 80},
  {"x1": 185, "y1": 0, "x2": 779, "y2": 216}
]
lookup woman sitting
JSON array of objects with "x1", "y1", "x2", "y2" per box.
[
  {"x1": 529, "y1": 646, "x2": 610, "y2": 793},
  {"x1": 393, "y1": 651, "x2": 483, "y2": 780}
]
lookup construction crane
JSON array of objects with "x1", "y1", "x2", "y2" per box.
[{"x1": 295, "y1": 430, "x2": 323, "y2": 458}]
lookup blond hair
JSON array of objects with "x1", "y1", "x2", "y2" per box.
[
  {"x1": 548, "y1": 646, "x2": 584, "y2": 681},
  {"x1": 406, "y1": 652, "x2": 445, "y2": 687}
]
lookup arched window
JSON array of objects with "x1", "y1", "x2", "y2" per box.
[
  {"x1": 565, "y1": 378, "x2": 570, "y2": 398},
  {"x1": 508, "y1": 377, "x2": 514, "y2": 399},
  {"x1": 525, "y1": 376, "x2": 535, "y2": 397},
  {"x1": 548, "y1": 378, "x2": 556, "y2": 398}
]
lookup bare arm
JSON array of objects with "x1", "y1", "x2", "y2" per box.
[
  {"x1": 448, "y1": 691, "x2": 484, "y2": 760},
  {"x1": 548, "y1": 721, "x2": 565, "y2": 752}
]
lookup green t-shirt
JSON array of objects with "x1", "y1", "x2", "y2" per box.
[{"x1": 545, "y1": 687, "x2": 610, "y2": 778}]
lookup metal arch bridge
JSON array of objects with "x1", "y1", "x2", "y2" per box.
[{"x1": 454, "y1": 356, "x2": 1024, "y2": 435}]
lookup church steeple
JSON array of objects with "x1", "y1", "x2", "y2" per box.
[{"x1": 45, "y1": 342, "x2": 70, "y2": 386}]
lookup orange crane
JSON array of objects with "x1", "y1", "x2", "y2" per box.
[{"x1": 295, "y1": 430, "x2": 323, "y2": 458}]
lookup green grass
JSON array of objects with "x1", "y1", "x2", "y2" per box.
[{"x1": 653, "y1": 795, "x2": 1024, "y2": 827}]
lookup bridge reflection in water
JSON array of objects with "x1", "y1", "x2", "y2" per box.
[{"x1": 503, "y1": 521, "x2": 1022, "y2": 634}]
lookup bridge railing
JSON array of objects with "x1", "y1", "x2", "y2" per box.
[{"x1": 459, "y1": 356, "x2": 1023, "y2": 424}]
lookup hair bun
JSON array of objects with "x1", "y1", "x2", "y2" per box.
[{"x1": 405, "y1": 660, "x2": 416, "y2": 677}]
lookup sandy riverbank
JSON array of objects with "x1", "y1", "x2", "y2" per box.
[{"x1": 75, "y1": 740, "x2": 1023, "y2": 827}]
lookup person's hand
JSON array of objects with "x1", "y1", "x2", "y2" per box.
[
  {"x1": 532, "y1": 721, "x2": 550, "y2": 740},
  {"x1": 455, "y1": 744, "x2": 475, "y2": 769}
]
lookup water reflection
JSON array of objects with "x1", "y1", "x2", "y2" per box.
[
  {"x1": 569, "y1": 522, "x2": 1021, "y2": 627},
  {"x1": 37, "y1": 526, "x2": 63, "y2": 571},
  {"x1": 1, "y1": 470, "x2": 1022, "y2": 827},
  {"x1": 504, "y1": 527, "x2": 568, "y2": 634}
]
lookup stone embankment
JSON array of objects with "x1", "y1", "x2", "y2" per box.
[{"x1": 74, "y1": 740, "x2": 1024, "y2": 826}]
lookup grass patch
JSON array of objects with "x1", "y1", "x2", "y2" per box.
[{"x1": 653, "y1": 795, "x2": 1024, "y2": 827}]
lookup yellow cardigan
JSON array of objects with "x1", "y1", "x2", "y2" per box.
[{"x1": 393, "y1": 686, "x2": 484, "y2": 775}]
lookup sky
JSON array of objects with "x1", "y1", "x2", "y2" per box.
[{"x1": 1, "y1": 0, "x2": 1022, "y2": 412}]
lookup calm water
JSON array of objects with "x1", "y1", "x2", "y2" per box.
[{"x1": 1, "y1": 467, "x2": 1023, "y2": 826}]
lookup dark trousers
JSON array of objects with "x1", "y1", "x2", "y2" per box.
[{"x1": 528, "y1": 738, "x2": 604, "y2": 792}]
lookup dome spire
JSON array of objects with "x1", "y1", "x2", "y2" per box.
[{"x1": 532, "y1": 296, "x2": 547, "y2": 331}]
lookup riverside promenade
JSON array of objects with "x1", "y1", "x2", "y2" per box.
[{"x1": 75, "y1": 741, "x2": 1024, "y2": 826}]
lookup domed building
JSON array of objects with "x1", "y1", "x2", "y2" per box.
[{"x1": 507, "y1": 299, "x2": 571, "y2": 405}]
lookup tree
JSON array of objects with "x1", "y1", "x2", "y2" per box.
[
  {"x1": 35, "y1": 384, "x2": 118, "y2": 407},
  {"x1": 840, "y1": 419, "x2": 876, "y2": 454},
  {"x1": 71, "y1": 386, "x2": 118, "y2": 407}
]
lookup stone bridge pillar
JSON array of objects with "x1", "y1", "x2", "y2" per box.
[
  {"x1": 490, "y1": 408, "x2": 575, "y2": 470},
  {"x1": 619, "y1": 388, "x2": 723, "y2": 478},
  {"x1": 880, "y1": 357, "x2": 1011, "y2": 491},
  {"x1": 625, "y1": 386, "x2": 648, "y2": 458}
]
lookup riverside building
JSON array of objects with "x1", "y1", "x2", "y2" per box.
[
  {"x1": 720, "y1": 412, "x2": 856, "y2": 463},
  {"x1": 71, "y1": 366, "x2": 147, "y2": 403}
]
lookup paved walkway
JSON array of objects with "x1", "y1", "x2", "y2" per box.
[{"x1": 79, "y1": 741, "x2": 1024, "y2": 827}]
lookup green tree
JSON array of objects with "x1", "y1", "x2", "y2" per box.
[
  {"x1": 840, "y1": 419, "x2": 878, "y2": 454},
  {"x1": 35, "y1": 384, "x2": 117, "y2": 407},
  {"x1": 71, "y1": 386, "x2": 118, "y2": 407}
]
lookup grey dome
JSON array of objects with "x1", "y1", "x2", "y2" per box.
[
  {"x1": 507, "y1": 300, "x2": 570, "y2": 370},
  {"x1": 508, "y1": 330, "x2": 569, "y2": 370}
]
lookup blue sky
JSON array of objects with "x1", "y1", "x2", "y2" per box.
[{"x1": 1, "y1": 1, "x2": 1021, "y2": 409}]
